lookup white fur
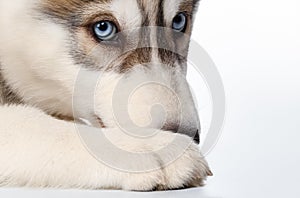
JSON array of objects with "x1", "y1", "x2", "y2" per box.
[
  {"x1": 0, "y1": 0, "x2": 78, "y2": 116},
  {"x1": 110, "y1": 0, "x2": 142, "y2": 29},
  {"x1": 0, "y1": 105, "x2": 209, "y2": 190},
  {"x1": 164, "y1": 0, "x2": 182, "y2": 25},
  {"x1": 0, "y1": 0, "x2": 209, "y2": 190},
  {"x1": 93, "y1": 66, "x2": 200, "y2": 133}
]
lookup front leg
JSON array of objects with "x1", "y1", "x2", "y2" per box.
[{"x1": 0, "y1": 105, "x2": 211, "y2": 190}]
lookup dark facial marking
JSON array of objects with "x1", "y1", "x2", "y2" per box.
[
  {"x1": 0, "y1": 63, "x2": 23, "y2": 105},
  {"x1": 119, "y1": 47, "x2": 152, "y2": 73},
  {"x1": 41, "y1": 0, "x2": 111, "y2": 24},
  {"x1": 40, "y1": 0, "x2": 199, "y2": 73}
]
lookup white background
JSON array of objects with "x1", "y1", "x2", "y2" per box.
[
  {"x1": 1, "y1": 0, "x2": 300, "y2": 197},
  {"x1": 193, "y1": 0, "x2": 300, "y2": 197}
]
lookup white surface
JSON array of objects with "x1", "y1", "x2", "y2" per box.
[{"x1": 1, "y1": 0, "x2": 300, "y2": 197}]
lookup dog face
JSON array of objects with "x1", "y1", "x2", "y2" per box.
[{"x1": 0, "y1": 0, "x2": 201, "y2": 142}]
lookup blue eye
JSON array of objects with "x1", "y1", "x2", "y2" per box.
[
  {"x1": 93, "y1": 21, "x2": 117, "y2": 41},
  {"x1": 172, "y1": 13, "x2": 187, "y2": 32}
]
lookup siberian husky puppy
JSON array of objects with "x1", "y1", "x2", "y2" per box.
[{"x1": 0, "y1": 0, "x2": 212, "y2": 191}]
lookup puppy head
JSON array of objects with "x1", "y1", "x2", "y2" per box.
[{"x1": 0, "y1": 0, "x2": 201, "y2": 142}]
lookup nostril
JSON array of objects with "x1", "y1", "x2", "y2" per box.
[{"x1": 193, "y1": 130, "x2": 200, "y2": 144}]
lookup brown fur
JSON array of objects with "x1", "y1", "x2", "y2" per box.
[
  {"x1": 41, "y1": 0, "x2": 111, "y2": 22},
  {"x1": 119, "y1": 48, "x2": 152, "y2": 72},
  {"x1": 40, "y1": 0, "x2": 200, "y2": 73},
  {"x1": 0, "y1": 65, "x2": 23, "y2": 105}
]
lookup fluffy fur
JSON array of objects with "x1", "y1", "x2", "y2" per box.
[{"x1": 0, "y1": 0, "x2": 211, "y2": 191}]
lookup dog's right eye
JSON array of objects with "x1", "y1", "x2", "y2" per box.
[
  {"x1": 172, "y1": 13, "x2": 187, "y2": 33},
  {"x1": 93, "y1": 21, "x2": 118, "y2": 41}
]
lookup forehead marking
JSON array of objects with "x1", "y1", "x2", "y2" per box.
[
  {"x1": 41, "y1": 0, "x2": 112, "y2": 24},
  {"x1": 42, "y1": 0, "x2": 199, "y2": 73}
]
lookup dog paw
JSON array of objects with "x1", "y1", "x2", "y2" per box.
[
  {"x1": 118, "y1": 131, "x2": 212, "y2": 191},
  {"x1": 158, "y1": 136, "x2": 212, "y2": 190}
]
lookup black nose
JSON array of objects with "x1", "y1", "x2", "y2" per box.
[{"x1": 193, "y1": 130, "x2": 200, "y2": 144}]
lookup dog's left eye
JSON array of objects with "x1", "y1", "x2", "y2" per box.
[
  {"x1": 93, "y1": 21, "x2": 118, "y2": 41},
  {"x1": 172, "y1": 13, "x2": 187, "y2": 32}
]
